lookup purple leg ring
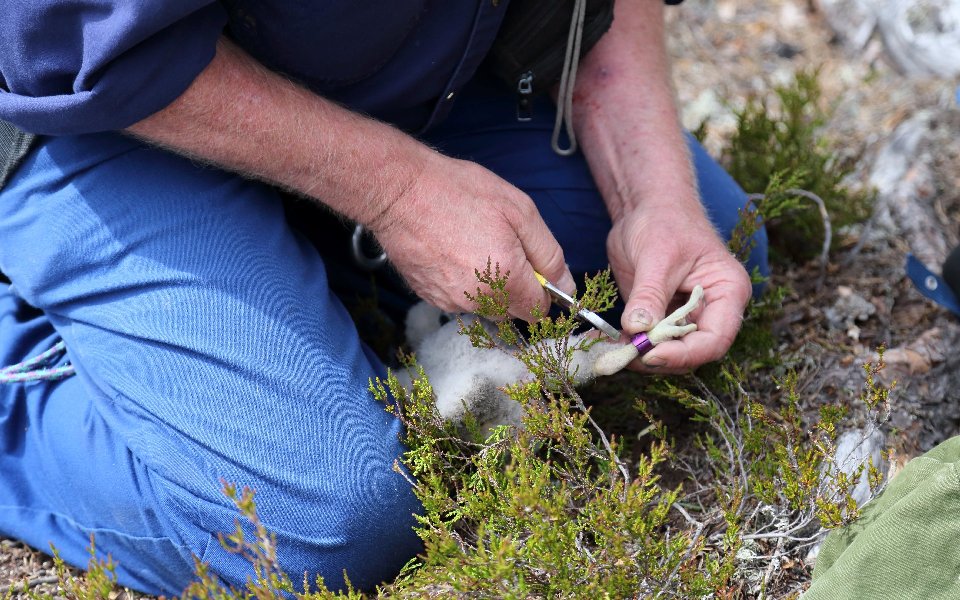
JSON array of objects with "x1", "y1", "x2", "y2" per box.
[{"x1": 631, "y1": 332, "x2": 654, "y2": 356}]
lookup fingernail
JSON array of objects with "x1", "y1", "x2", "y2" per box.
[
  {"x1": 627, "y1": 308, "x2": 652, "y2": 331},
  {"x1": 557, "y1": 271, "x2": 577, "y2": 297},
  {"x1": 642, "y1": 354, "x2": 667, "y2": 369}
]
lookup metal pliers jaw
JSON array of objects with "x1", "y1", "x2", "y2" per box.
[{"x1": 534, "y1": 272, "x2": 621, "y2": 342}]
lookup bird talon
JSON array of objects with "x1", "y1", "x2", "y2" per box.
[
  {"x1": 647, "y1": 285, "x2": 704, "y2": 345},
  {"x1": 592, "y1": 285, "x2": 705, "y2": 375}
]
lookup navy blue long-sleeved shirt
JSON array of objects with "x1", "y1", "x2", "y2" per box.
[
  {"x1": 0, "y1": 1, "x2": 682, "y2": 136},
  {"x1": 0, "y1": 0, "x2": 507, "y2": 135}
]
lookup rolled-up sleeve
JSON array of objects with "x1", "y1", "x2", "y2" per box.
[{"x1": 0, "y1": 1, "x2": 227, "y2": 135}]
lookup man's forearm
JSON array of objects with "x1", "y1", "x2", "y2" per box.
[
  {"x1": 128, "y1": 36, "x2": 576, "y2": 319},
  {"x1": 572, "y1": 0, "x2": 700, "y2": 221},
  {"x1": 127, "y1": 37, "x2": 430, "y2": 229}
]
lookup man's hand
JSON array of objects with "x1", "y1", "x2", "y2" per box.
[
  {"x1": 569, "y1": 0, "x2": 752, "y2": 370},
  {"x1": 371, "y1": 152, "x2": 574, "y2": 321},
  {"x1": 607, "y1": 202, "x2": 751, "y2": 373},
  {"x1": 128, "y1": 38, "x2": 572, "y2": 321}
]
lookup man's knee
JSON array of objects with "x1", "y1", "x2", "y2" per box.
[{"x1": 186, "y1": 465, "x2": 423, "y2": 593}]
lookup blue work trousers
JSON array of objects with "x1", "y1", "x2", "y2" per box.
[{"x1": 0, "y1": 74, "x2": 766, "y2": 596}]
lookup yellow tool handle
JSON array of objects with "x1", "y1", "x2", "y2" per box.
[{"x1": 533, "y1": 271, "x2": 548, "y2": 287}]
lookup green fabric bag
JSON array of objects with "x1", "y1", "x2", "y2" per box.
[{"x1": 806, "y1": 435, "x2": 960, "y2": 599}]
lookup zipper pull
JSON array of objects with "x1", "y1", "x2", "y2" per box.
[{"x1": 516, "y1": 71, "x2": 534, "y2": 122}]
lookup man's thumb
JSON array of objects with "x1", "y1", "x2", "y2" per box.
[{"x1": 622, "y1": 283, "x2": 670, "y2": 334}]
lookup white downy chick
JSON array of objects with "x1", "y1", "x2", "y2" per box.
[
  {"x1": 397, "y1": 302, "x2": 618, "y2": 429},
  {"x1": 398, "y1": 286, "x2": 703, "y2": 431}
]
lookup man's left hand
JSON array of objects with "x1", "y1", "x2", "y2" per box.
[{"x1": 607, "y1": 200, "x2": 751, "y2": 373}]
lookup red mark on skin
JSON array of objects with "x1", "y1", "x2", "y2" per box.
[{"x1": 572, "y1": 92, "x2": 602, "y2": 110}]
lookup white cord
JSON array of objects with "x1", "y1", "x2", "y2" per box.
[{"x1": 551, "y1": 0, "x2": 587, "y2": 156}]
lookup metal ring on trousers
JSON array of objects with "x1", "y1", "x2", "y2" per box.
[{"x1": 351, "y1": 224, "x2": 388, "y2": 271}]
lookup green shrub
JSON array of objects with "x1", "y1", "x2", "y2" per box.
[
  {"x1": 10, "y1": 261, "x2": 893, "y2": 599},
  {"x1": 721, "y1": 69, "x2": 873, "y2": 264}
]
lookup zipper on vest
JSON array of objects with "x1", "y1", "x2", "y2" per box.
[{"x1": 516, "y1": 71, "x2": 534, "y2": 122}]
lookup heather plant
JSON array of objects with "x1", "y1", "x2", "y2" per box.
[
  {"x1": 369, "y1": 266, "x2": 725, "y2": 598},
  {"x1": 331, "y1": 266, "x2": 890, "y2": 597},
  {"x1": 722, "y1": 69, "x2": 873, "y2": 263},
  {"x1": 0, "y1": 537, "x2": 118, "y2": 600},
  {"x1": 9, "y1": 272, "x2": 892, "y2": 599}
]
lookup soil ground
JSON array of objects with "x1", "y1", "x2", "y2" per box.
[
  {"x1": 3, "y1": 0, "x2": 959, "y2": 597},
  {"x1": 666, "y1": 0, "x2": 960, "y2": 460}
]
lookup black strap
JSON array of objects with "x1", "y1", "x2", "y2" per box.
[{"x1": 0, "y1": 120, "x2": 36, "y2": 191}]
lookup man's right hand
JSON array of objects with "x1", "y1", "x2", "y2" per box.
[
  {"x1": 127, "y1": 37, "x2": 571, "y2": 322},
  {"x1": 370, "y1": 151, "x2": 575, "y2": 321}
]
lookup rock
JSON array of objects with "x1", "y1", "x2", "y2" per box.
[
  {"x1": 815, "y1": 0, "x2": 880, "y2": 49},
  {"x1": 717, "y1": 0, "x2": 738, "y2": 22},
  {"x1": 682, "y1": 88, "x2": 728, "y2": 131},
  {"x1": 817, "y1": 0, "x2": 960, "y2": 77},
  {"x1": 833, "y1": 426, "x2": 886, "y2": 507},
  {"x1": 870, "y1": 109, "x2": 956, "y2": 267},
  {"x1": 825, "y1": 286, "x2": 877, "y2": 337},
  {"x1": 877, "y1": 0, "x2": 960, "y2": 78}
]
